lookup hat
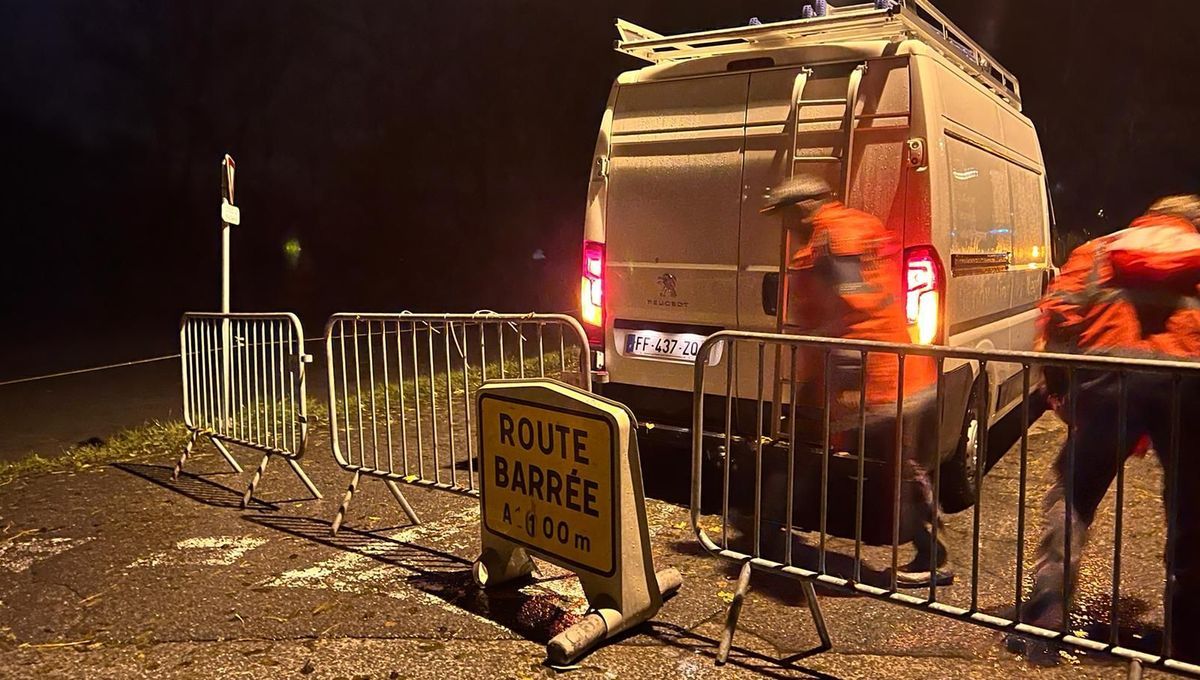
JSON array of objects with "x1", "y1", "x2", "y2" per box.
[{"x1": 761, "y1": 174, "x2": 834, "y2": 213}]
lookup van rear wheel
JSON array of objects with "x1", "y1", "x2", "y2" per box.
[{"x1": 938, "y1": 386, "x2": 982, "y2": 514}]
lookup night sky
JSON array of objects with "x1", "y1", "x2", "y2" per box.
[{"x1": 2, "y1": 1, "x2": 1199, "y2": 377}]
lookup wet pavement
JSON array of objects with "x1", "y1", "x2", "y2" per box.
[{"x1": 0, "y1": 411, "x2": 1182, "y2": 679}]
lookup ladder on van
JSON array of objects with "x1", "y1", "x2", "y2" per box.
[{"x1": 769, "y1": 63, "x2": 868, "y2": 440}]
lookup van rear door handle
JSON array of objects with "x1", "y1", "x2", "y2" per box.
[{"x1": 762, "y1": 273, "x2": 780, "y2": 316}]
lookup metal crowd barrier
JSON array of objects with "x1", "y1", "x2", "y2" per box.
[
  {"x1": 691, "y1": 330, "x2": 1200, "y2": 678},
  {"x1": 176, "y1": 312, "x2": 321, "y2": 506},
  {"x1": 325, "y1": 312, "x2": 591, "y2": 535}
]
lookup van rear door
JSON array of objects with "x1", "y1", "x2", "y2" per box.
[{"x1": 605, "y1": 74, "x2": 748, "y2": 373}]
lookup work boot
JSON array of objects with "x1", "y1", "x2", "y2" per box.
[{"x1": 893, "y1": 532, "x2": 954, "y2": 588}]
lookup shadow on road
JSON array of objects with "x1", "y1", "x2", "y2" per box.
[
  {"x1": 243, "y1": 514, "x2": 581, "y2": 644},
  {"x1": 645, "y1": 622, "x2": 839, "y2": 679},
  {"x1": 113, "y1": 462, "x2": 277, "y2": 511}
]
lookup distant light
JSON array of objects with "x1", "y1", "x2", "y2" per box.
[
  {"x1": 532, "y1": 249, "x2": 546, "y2": 261},
  {"x1": 1031, "y1": 245, "x2": 1041, "y2": 259},
  {"x1": 748, "y1": 16, "x2": 762, "y2": 25},
  {"x1": 1097, "y1": 208, "x2": 1105, "y2": 218},
  {"x1": 284, "y1": 238, "x2": 302, "y2": 268}
]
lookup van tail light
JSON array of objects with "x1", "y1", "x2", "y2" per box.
[
  {"x1": 905, "y1": 246, "x2": 943, "y2": 345},
  {"x1": 581, "y1": 241, "x2": 605, "y2": 347}
]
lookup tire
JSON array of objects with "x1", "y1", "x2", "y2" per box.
[{"x1": 938, "y1": 383, "x2": 982, "y2": 514}]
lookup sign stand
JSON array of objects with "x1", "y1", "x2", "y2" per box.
[
  {"x1": 219, "y1": 155, "x2": 239, "y2": 435},
  {"x1": 473, "y1": 379, "x2": 682, "y2": 665}
]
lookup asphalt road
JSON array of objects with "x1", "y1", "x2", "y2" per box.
[{"x1": 0, "y1": 408, "x2": 1180, "y2": 679}]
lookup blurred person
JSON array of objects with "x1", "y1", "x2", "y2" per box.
[
  {"x1": 1017, "y1": 195, "x2": 1200, "y2": 662},
  {"x1": 752, "y1": 175, "x2": 949, "y2": 587}
]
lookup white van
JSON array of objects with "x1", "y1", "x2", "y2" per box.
[{"x1": 580, "y1": 0, "x2": 1052, "y2": 511}]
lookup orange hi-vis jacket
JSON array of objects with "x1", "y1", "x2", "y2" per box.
[
  {"x1": 1040, "y1": 214, "x2": 1200, "y2": 361},
  {"x1": 789, "y1": 202, "x2": 935, "y2": 411}
]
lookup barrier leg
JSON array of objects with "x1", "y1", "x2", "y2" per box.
[
  {"x1": 801, "y1": 581, "x2": 832, "y2": 650},
  {"x1": 1128, "y1": 659, "x2": 1143, "y2": 680},
  {"x1": 385, "y1": 480, "x2": 422, "y2": 526},
  {"x1": 331, "y1": 471, "x2": 361, "y2": 537},
  {"x1": 211, "y1": 437, "x2": 243, "y2": 474},
  {"x1": 717, "y1": 560, "x2": 753, "y2": 665},
  {"x1": 173, "y1": 430, "x2": 199, "y2": 481},
  {"x1": 242, "y1": 454, "x2": 270, "y2": 509},
  {"x1": 285, "y1": 459, "x2": 323, "y2": 500}
]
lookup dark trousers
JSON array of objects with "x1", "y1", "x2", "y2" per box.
[
  {"x1": 1027, "y1": 370, "x2": 1200, "y2": 660},
  {"x1": 744, "y1": 389, "x2": 941, "y2": 560}
]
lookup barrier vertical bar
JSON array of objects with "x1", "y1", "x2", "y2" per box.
[
  {"x1": 445, "y1": 319, "x2": 457, "y2": 487},
  {"x1": 786, "y1": 345, "x2": 798, "y2": 567},
  {"x1": 352, "y1": 321, "x2": 365, "y2": 468},
  {"x1": 428, "y1": 322, "x2": 441, "y2": 484},
  {"x1": 413, "y1": 321, "x2": 425, "y2": 477},
  {"x1": 819, "y1": 349, "x2": 832, "y2": 574},
  {"x1": 396, "y1": 320, "x2": 409, "y2": 476},
  {"x1": 185, "y1": 322, "x2": 197, "y2": 428},
  {"x1": 930, "y1": 356, "x2": 944, "y2": 603},
  {"x1": 855, "y1": 351, "x2": 867, "y2": 583},
  {"x1": 382, "y1": 320, "x2": 394, "y2": 475},
  {"x1": 721, "y1": 339, "x2": 734, "y2": 550},
  {"x1": 1015, "y1": 364, "x2": 1031, "y2": 621},
  {"x1": 270, "y1": 321, "x2": 279, "y2": 447},
  {"x1": 1111, "y1": 369, "x2": 1128, "y2": 646},
  {"x1": 537, "y1": 323, "x2": 546, "y2": 377},
  {"x1": 518, "y1": 322, "x2": 527, "y2": 378},
  {"x1": 252, "y1": 322, "x2": 262, "y2": 442},
  {"x1": 264, "y1": 319, "x2": 274, "y2": 447},
  {"x1": 498, "y1": 324, "x2": 507, "y2": 380},
  {"x1": 1164, "y1": 374, "x2": 1182, "y2": 658},
  {"x1": 971, "y1": 360, "x2": 989, "y2": 613},
  {"x1": 198, "y1": 320, "x2": 211, "y2": 430},
  {"x1": 558, "y1": 325, "x2": 567, "y2": 378},
  {"x1": 240, "y1": 320, "x2": 250, "y2": 439},
  {"x1": 291, "y1": 319, "x2": 299, "y2": 452},
  {"x1": 1064, "y1": 367, "x2": 1077, "y2": 633},
  {"x1": 891, "y1": 353, "x2": 906, "y2": 592},
  {"x1": 339, "y1": 320, "x2": 352, "y2": 463},
  {"x1": 366, "y1": 322, "x2": 379, "y2": 470},
  {"x1": 462, "y1": 322, "x2": 475, "y2": 491},
  {"x1": 753, "y1": 342, "x2": 765, "y2": 558}
]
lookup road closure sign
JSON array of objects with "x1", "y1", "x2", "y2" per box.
[
  {"x1": 473, "y1": 379, "x2": 681, "y2": 666},
  {"x1": 479, "y1": 392, "x2": 617, "y2": 576}
]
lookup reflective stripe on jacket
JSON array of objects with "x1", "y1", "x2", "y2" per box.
[{"x1": 1039, "y1": 214, "x2": 1200, "y2": 360}]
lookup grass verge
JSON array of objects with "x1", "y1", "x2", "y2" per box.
[{"x1": 0, "y1": 420, "x2": 188, "y2": 485}]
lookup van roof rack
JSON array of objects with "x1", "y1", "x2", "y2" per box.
[{"x1": 615, "y1": 0, "x2": 1021, "y2": 108}]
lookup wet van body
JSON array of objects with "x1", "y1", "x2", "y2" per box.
[{"x1": 581, "y1": 3, "x2": 1051, "y2": 511}]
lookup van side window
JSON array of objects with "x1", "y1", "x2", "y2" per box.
[
  {"x1": 1008, "y1": 166, "x2": 1047, "y2": 266},
  {"x1": 947, "y1": 137, "x2": 1013, "y2": 256}
]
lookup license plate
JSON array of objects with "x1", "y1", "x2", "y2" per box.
[{"x1": 620, "y1": 330, "x2": 722, "y2": 365}]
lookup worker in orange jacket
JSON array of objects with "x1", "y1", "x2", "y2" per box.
[
  {"x1": 1018, "y1": 195, "x2": 1200, "y2": 663},
  {"x1": 758, "y1": 175, "x2": 947, "y2": 587}
]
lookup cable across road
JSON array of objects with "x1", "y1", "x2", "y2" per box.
[
  {"x1": 0, "y1": 310, "x2": 577, "y2": 388},
  {"x1": 0, "y1": 335, "x2": 325, "y2": 388}
]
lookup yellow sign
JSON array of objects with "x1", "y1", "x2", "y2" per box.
[{"x1": 480, "y1": 394, "x2": 616, "y2": 576}]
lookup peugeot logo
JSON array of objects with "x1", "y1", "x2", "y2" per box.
[{"x1": 657, "y1": 273, "x2": 678, "y2": 298}]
